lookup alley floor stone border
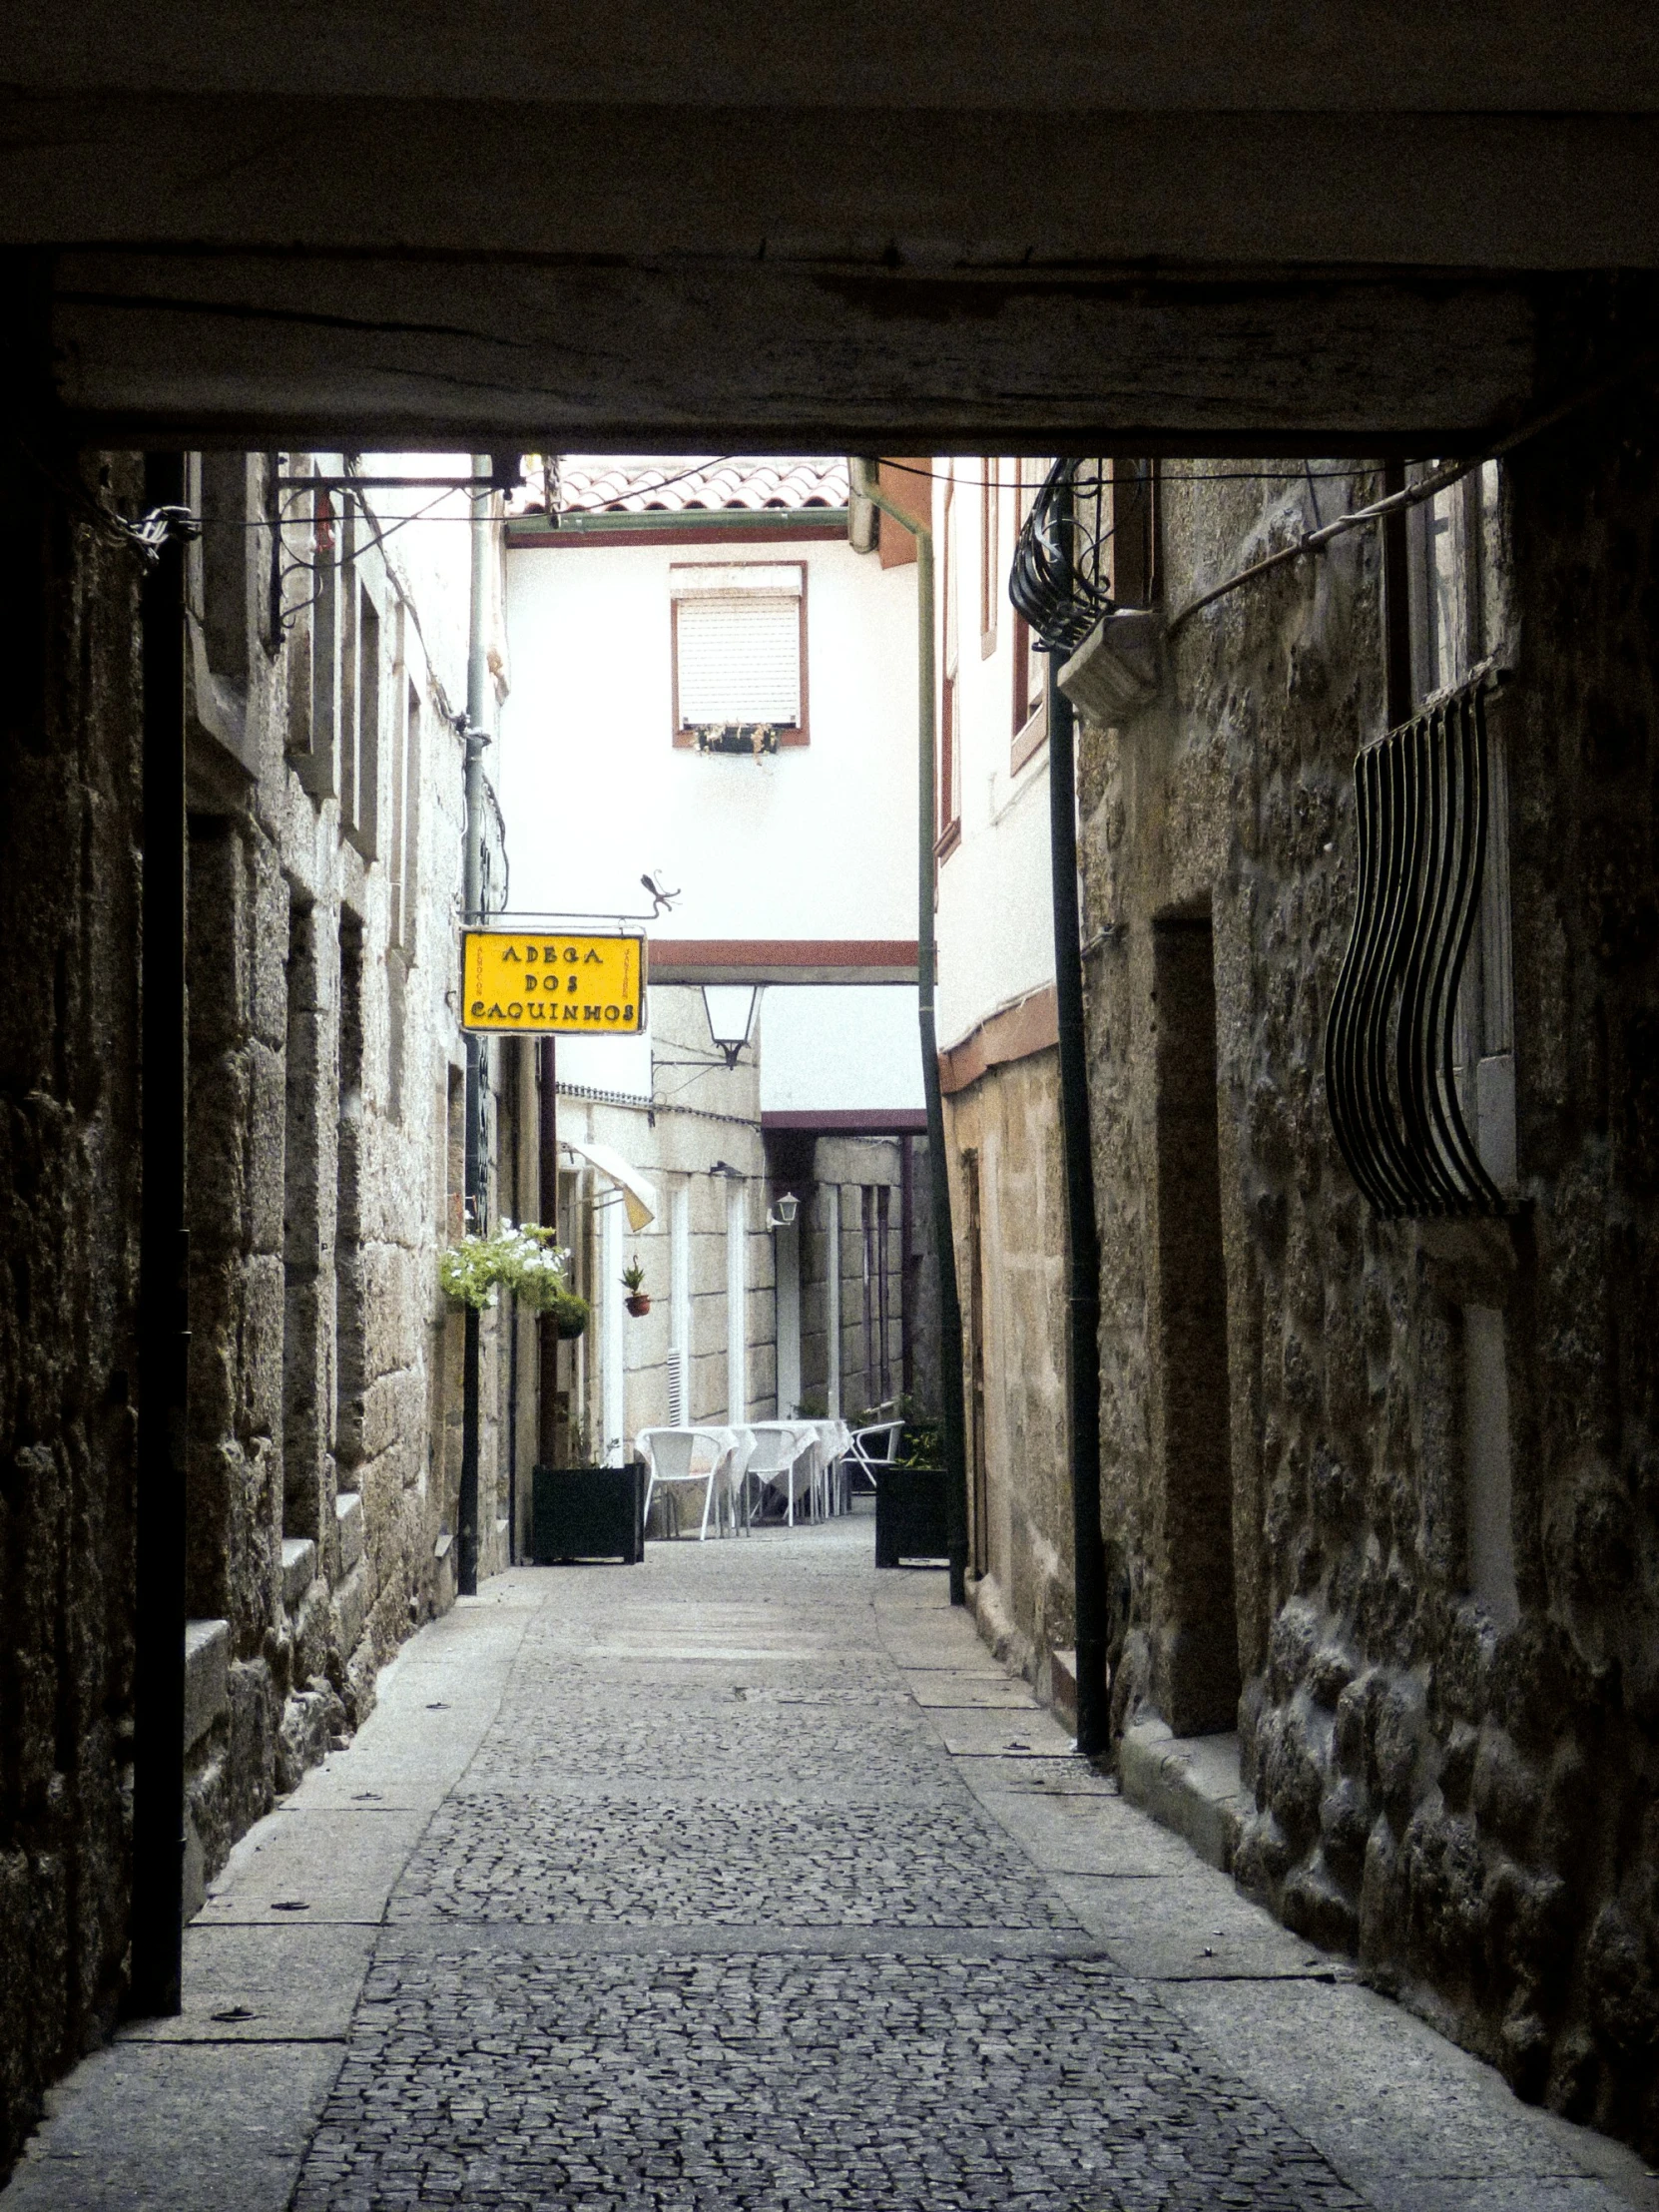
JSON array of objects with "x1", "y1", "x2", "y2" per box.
[{"x1": 3, "y1": 1512, "x2": 1654, "y2": 2211}]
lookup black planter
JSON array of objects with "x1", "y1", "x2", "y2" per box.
[
  {"x1": 874, "y1": 1464, "x2": 949, "y2": 1568},
  {"x1": 533, "y1": 1462, "x2": 647, "y2": 1564}
]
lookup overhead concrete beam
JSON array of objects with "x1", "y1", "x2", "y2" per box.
[
  {"x1": 5, "y1": 1, "x2": 1659, "y2": 113},
  {"x1": 5, "y1": 84, "x2": 1658, "y2": 441},
  {"x1": 5, "y1": 104, "x2": 1659, "y2": 269},
  {"x1": 38, "y1": 249, "x2": 1551, "y2": 449}
]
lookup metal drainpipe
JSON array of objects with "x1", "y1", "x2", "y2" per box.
[
  {"x1": 1043, "y1": 472, "x2": 1109, "y2": 1756},
  {"x1": 848, "y1": 459, "x2": 969, "y2": 1606},
  {"x1": 131, "y1": 453, "x2": 192, "y2": 2014},
  {"x1": 458, "y1": 455, "x2": 491, "y2": 1597}
]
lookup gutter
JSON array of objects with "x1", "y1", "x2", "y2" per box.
[
  {"x1": 507, "y1": 507, "x2": 849, "y2": 547},
  {"x1": 847, "y1": 457, "x2": 969, "y2": 1607}
]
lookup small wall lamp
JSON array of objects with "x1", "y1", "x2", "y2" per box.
[
  {"x1": 766, "y1": 1192, "x2": 800, "y2": 1231},
  {"x1": 701, "y1": 983, "x2": 759, "y2": 1068}
]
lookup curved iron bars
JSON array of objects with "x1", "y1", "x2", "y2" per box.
[
  {"x1": 1008, "y1": 458, "x2": 1117, "y2": 653},
  {"x1": 1325, "y1": 678, "x2": 1506, "y2": 1219}
]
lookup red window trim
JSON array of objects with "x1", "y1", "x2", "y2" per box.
[{"x1": 670, "y1": 560, "x2": 810, "y2": 749}]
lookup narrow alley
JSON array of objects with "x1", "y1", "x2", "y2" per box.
[
  {"x1": 9, "y1": 15, "x2": 1659, "y2": 2201},
  {"x1": 7, "y1": 1520, "x2": 1648, "y2": 2212}
]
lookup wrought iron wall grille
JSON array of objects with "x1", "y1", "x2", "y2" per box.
[
  {"x1": 1324, "y1": 678, "x2": 1507, "y2": 1219},
  {"x1": 1008, "y1": 458, "x2": 1117, "y2": 653}
]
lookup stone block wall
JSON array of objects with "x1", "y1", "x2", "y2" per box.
[
  {"x1": 0, "y1": 451, "x2": 145, "y2": 2175},
  {"x1": 799, "y1": 1135, "x2": 907, "y2": 1421},
  {"x1": 176, "y1": 451, "x2": 498, "y2": 1901},
  {"x1": 0, "y1": 445, "x2": 514, "y2": 2179},
  {"x1": 1079, "y1": 380, "x2": 1659, "y2": 2156},
  {"x1": 942, "y1": 1050, "x2": 1071, "y2": 1684}
]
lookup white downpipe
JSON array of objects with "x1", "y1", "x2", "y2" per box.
[
  {"x1": 776, "y1": 1219, "x2": 801, "y2": 1418},
  {"x1": 827, "y1": 1183, "x2": 841, "y2": 1419},
  {"x1": 602, "y1": 1192, "x2": 625, "y2": 1463},
  {"x1": 669, "y1": 1180, "x2": 691, "y2": 1425},
  {"x1": 726, "y1": 1176, "x2": 747, "y2": 1425}
]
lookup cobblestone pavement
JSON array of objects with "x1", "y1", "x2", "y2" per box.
[
  {"x1": 9, "y1": 1515, "x2": 1651, "y2": 2212},
  {"x1": 292, "y1": 1524, "x2": 1367, "y2": 2212}
]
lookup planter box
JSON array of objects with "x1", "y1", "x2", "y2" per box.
[
  {"x1": 533, "y1": 1462, "x2": 647, "y2": 1564},
  {"x1": 875, "y1": 1464, "x2": 949, "y2": 1568}
]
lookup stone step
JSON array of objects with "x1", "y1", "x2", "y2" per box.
[
  {"x1": 280, "y1": 1537, "x2": 316, "y2": 1612},
  {"x1": 183, "y1": 1618, "x2": 229, "y2": 1754},
  {"x1": 1117, "y1": 1717, "x2": 1252, "y2": 1874},
  {"x1": 335, "y1": 1490, "x2": 363, "y2": 1577}
]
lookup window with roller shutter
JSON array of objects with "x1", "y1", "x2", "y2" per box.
[{"x1": 670, "y1": 562, "x2": 809, "y2": 747}]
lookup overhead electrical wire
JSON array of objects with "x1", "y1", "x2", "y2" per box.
[{"x1": 1165, "y1": 348, "x2": 1659, "y2": 633}]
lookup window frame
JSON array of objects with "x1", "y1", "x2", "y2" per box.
[
  {"x1": 670, "y1": 560, "x2": 810, "y2": 749},
  {"x1": 979, "y1": 457, "x2": 999, "y2": 660}
]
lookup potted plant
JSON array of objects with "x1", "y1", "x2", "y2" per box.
[
  {"x1": 435, "y1": 1223, "x2": 646, "y2": 1566},
  {"x1": 437, "y1": 1219, "x2": 571, "y2": 1313},
  {"x1": 533, "y1": 1455, "x2": 647, "y2": 1565},
  {"x1": 875, "y1": 1411, "x2": 950, "y2": 1569},
  {"x1": 621, "y1": 1257, "x2": 651, "y2": 1317}
]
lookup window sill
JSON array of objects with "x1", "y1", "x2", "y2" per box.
[{"x1": 674, "y1": 724, "x2": 809, "y2": 752}]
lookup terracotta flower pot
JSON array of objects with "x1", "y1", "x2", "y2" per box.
[{"x1": 624, "y1": 1292, "x2": 651, "y2": 1317}]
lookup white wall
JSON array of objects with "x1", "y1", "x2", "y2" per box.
[
  {"x1": 499, "y1": 532, "x2": 918, "y2": 939},
  {"x1": 758, "y1": 984, "x2": 923, "y2": 1116},
  {"x1": 931, "y1": 458, "x2": 1057, "y2": 1049}
]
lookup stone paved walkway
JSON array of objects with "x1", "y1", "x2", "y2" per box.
[{"x1": 5, "y1": 1513, "x2": 1653, "y2": 2212}]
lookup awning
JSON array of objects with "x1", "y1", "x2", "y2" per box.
[{"x1": 561, "y1": 1136, "x2": 658, "y2": 1232}]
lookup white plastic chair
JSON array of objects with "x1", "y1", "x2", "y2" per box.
[
  {"x1": 636, "y1": 1426, "x2": 739, "y2": 1540},
  {"x1": 713, "y1": 1425, "x2": 757, "y2": 1536},
  {"x1": 744, "y1": 1421, "x2": 820, "y2": 1525},
  {"x1": 812, "y1": 1418, "x2": 853, "y2": 1514},
  {"x1": 846, "y1": 1419, "x2": 903, "y2": 1497}
]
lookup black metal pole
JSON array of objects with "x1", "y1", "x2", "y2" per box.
[
  {"x1": 505, "y1": 1037, "x2": 521, "y2": 1564},
  {"x1": 131, "y1": 453, "x2": 191, "y2": 2014},
  {"x1": 1045, "y1": 474, "x2": 1109, "y2": 1757},
  {"x1": 538, "y1": 1036, "x2": 560, "y2": 1468},
  {"x1": 459, "y1": 1297, "x2": 480, "y2": 1593}
]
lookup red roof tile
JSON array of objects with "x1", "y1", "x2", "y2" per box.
[{"x1": 514, "y1": 455, "x2": 848, "y2": 517}]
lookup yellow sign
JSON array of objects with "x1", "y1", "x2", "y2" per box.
[{"x1": 461, "y1": 931, "x2": 647, "y2": 1034}]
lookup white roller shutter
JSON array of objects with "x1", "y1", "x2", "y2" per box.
[{"x1": 672, "y1": 564, "x2": 803, "y2": 729}]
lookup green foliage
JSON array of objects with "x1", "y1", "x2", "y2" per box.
[
  {"x1": 621, "y1": 1254, "x2": 647, "y2": 1294},
  {"x1": 437, "y1": 1221, "x2": 570, "y2": 1313},
  {"x1": 549, "y1": 1288, "x2": 590, "y2": 1340},
  {"x1": 897, "y1": 1420, "x2": 944, "y2": 1468},
  {"x1": 793, "y1": 1386, "x2": 829, "y2": 1419}
]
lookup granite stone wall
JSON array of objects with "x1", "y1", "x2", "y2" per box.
[
  {"x1": 177, "y1": 452, "x2": 497, "y2": 1906},
  {"x1": 1080, "y1": 384, "x2": 1659, "y2": 2156},
  {"x1": 0, "y1": 448, "x2": 508, "y2": 2180},
  {"x1": 942, "y1": 1051, "x2": 1072, "y2": 1688},
  {"x1": 0, "y1": 451, "x2": 146, "y2": 2176}
]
